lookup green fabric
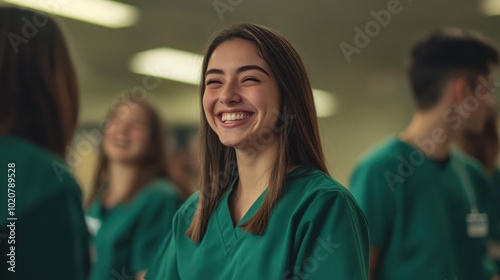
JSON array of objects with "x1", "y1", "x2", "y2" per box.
[
  {"x1": 490, "y1": 169, "x2": 500, "y2": 272},
  {"x1": 490, "y1": 169, "x2": 500, "y2": 241},
  {"x1": 146, "y1": 167, "x2": 369, "y2": 280},
  {"x1": 87, "y1": 179, "x2": 183, "y2": 280},
  {"x1": 0, "y1": 135, "x2": 90, "y2": 280},
  {"x1": 350, "y1": 137, "x2": 493, "y2": 280}
]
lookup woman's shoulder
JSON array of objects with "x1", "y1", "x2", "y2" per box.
[
  {"x1": 0, "y1": 134, "x2": 68, "y2": 169},
  {"x1": 286, "y1": 166, "x2": 350, "y2": 196},
  {"x1": 0, "y1": 135, "x2": 82, "y2": 214},
  {"x1": 0, "y1": 135, "x2": 79, "y2": 190},
  {"x1": 283, "y1": 167, "x2": 361, "y2": 215},
  {"x1": 137, "y1": 178, "x2": 184, "y2": 202},
  {"x1": 172, "y1": 191, "x2": 200, "y2": 226}
]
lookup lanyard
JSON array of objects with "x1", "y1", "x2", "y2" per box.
[{"x1": 453, "y1": 151, "x2": 479, "y2": 214}]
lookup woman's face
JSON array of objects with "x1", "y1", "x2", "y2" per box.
[
  {"x1": 103, "y1": 103, "x2": 150, "y2": 164},
  {"x1": 203, "y1": 38, "x2": 281, "y2": 149}
]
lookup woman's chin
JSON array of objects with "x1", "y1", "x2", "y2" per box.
[
  {"x1": 219, "y1": 137, "x2": 247, "y2": 149},
  {"x1": 108, "y1": 154, "x2": 141, "y2": 165},
  {"x1": 220, "y1": 141, "x2": 240, "y2": 148}
]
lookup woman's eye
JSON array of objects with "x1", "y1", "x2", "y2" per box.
[
  {"x1": 206, "y1": 79, "x2": 221, "y2": 86},
  {"x1": 242, "y1": 77, "x2": 259, "y2": 83}
]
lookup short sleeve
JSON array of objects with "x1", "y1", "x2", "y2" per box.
[
  {"x1": 289, "y1": 190, "x2": 369, "y2": 280},
  {"x1": 349, "y1": 162, "x2": 396, "y2": 248},
  {"x1": 131, "y1": 191, "x2": 182, "y2": 273}
]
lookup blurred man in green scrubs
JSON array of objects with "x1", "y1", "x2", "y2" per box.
[
  {"x1": 0, "y1": 7, "x2": 90, "y2": 280},
  {"x1": 350, "y1": 28, "x2": 499, "y2": 280},
  {"x1": 86, "y1": 98, "x2": 185, "y2": 280},
  {"x1": 147, "y1": 23, "x2": 369, "y2": 280}
]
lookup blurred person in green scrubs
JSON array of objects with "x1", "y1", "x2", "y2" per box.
[
  {"x1": 0, "y1": 7, "x2": 90, "y2": 280},
  {"x1": 168, "y1": 134, "x2": 200, "y2": 196},
  {"x1": 457, "y1": 107, "x2": 500, "y2": 272},
  {"x1": 350, "y1": 28, "x2": 499, "y2": 280},
  {"x1": 85, "y1": 98, "x2": 185, "y2": 280},
  {"x1": 146, "y1": 23, "x2": 369, "y2": 280}
]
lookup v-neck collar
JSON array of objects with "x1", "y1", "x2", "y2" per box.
[
  {"x1": 214, "y1": 167, "x2": 312, "y2": 254},
  {"x1": 216, "y1": 175, "x2": 268, "y2": 254},
  {"x1": 88, "y1": 187, "x2": 125, "y2": 221}
]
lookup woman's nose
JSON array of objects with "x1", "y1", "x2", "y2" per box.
[{"x1": 218, "y1": 80, "x2": 242, "y2": 105}]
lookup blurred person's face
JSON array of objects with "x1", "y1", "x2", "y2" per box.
[
  {"x1": 103, "y1": 103, "x2": 150, "y2": 164},
  {"x1": 461, "y1": 73, "x2": 495, "y2": 133},
  {"x1": 203, "y1": 38, "x2": 281, "y2": 148}
]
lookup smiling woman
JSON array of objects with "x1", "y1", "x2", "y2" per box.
[
  {"x1": 85, "y1": 97, "x2": 185, "y2": 280},
  {"x1": 146, "y1": 23, "x2": 369, "y2": 280}
]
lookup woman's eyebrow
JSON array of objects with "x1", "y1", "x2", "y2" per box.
[
  {"x1": 205, "y1": 68, "x2": 224, "y2": 76},
  {"x1": 236, "y1": 65, "x2": 269, "y2": 76},
  {"x1": 205, "y1": 65, "x2": 269, "y2": 76}
]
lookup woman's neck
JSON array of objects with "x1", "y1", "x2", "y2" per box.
[
  {"x1": 234, "y1": 139, "x2": 279, "y2": 200},
  {"x1": 103, "y1": 162, "x2": 139, "y2": 208},
  {"x1": 227, "y1": 139, "x2": 279, "y2": 226}
]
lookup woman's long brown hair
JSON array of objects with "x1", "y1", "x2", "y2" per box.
[
  {"x1": 0, "y1": 7, "x2": 79, "y2": 157},
  {"x1": 187, "y1": 23, "x2": 328, "y2": 242},
  {"x1": 85, "y1": 98, "x2": 189, "y2": 208}
]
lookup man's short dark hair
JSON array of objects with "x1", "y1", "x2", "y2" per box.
[{"x1": 409, "y1": 28, "x2": 499, "y2": 110}]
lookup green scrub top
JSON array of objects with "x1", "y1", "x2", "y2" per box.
[
  {"x1": 86, "y1": 179, "x2": 183, "y2": 280},
  {"x1": 490, "y1": 169, "x2": 500, "y2": 241},
  {"x1": 146, "y1": 167, "x2": 369, "y2": 280},
  {"x1": 350, "y1": 137, "x2": 494, "y2": 280},
  {"x1": 0, "y1": 135, "x2": 90, "y2": 280},
  {"x1": 490, "y1": 169, "x2": 500, "y2": 271}
]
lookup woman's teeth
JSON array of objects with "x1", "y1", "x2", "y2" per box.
[{"x1": 221, "y1": 113, "x2": 251, "y2": 122}]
